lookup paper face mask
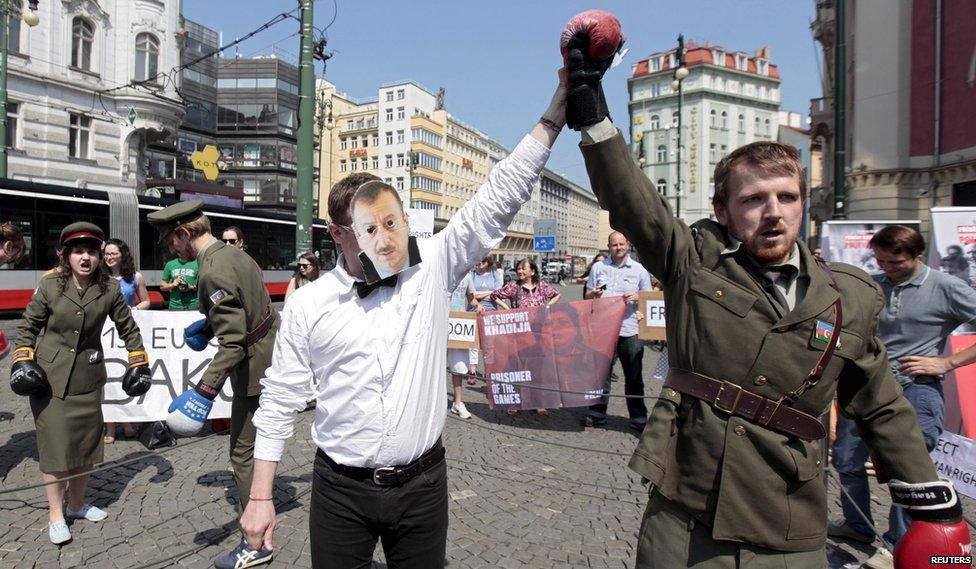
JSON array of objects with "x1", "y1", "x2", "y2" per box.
[{"x1": 350, "y1": 182, "x2": 422, "y2": 284}]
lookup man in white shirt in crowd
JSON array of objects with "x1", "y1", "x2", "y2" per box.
[{"x1": 239, "y1": 74, "x2": 567, "y2": 568}]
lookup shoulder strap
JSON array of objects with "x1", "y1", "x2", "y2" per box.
[{"x1": 783, "y1": 256, "x2": 842, "y2": 403}]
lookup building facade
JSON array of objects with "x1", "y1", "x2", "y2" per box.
[
  {"x1": 629, "y1": 42, "x2": 781, "y2": 224},
  {"x1": 809, "y1": 0, "x2": 976, "y2": 231},
  {"x1": 5, "y1": 0, "x2": 184, "y2": 192}
]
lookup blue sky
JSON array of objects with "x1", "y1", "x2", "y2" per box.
[{"x1": 184, "y1": 1, "x2": 822, "y2": 189}]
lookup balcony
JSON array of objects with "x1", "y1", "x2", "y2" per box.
[
  {"x1": 809, "y1": 97, "x2": 834, "y2": 133},
  {"x1": 811, "y1": 1, "x2": 836, "y2": 45}
]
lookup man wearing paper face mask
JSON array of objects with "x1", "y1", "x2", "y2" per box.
[{"x1": 350, "y1": 182, "x2": 412, "y2": 279}]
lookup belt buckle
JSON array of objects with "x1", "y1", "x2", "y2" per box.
[
  {"x1": 372, "y1": 466, "x2": 397, "y2": 486},
  {"x1": 714, "y1": 382, "x2": 743, "y2": 414}
]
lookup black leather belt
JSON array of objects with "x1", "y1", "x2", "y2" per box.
[
  {"x1": 318, "y1": 439, "x2": 445, "y2": 487},
  {"x1": 913, "y1": 375, "x2": 941, "y2": 385}
]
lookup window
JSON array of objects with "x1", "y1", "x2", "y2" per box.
[
  {"x1": 672, "y1": 111, "x2": 679, "y2": 126},
  {"x1": 721, "y1": 111, "x2": 728, "y2": 129},
  {"x1": 738, "y1": 114, "x2": 745, "y2": 132},
  {"x1": 361, "y1": 158, "x2": 368, "y2": 170},
  {"x1": 350, "y1": 137, "x2": 358, "y2": 149},
  {"x1": 361, "y1": 135, "x2": 368, "y2": 148},
  {"x1": 755, "y1": 116, "x2": 761, "y2": 134},
  {"x1": 656, "y1": 179, "x2": 667, "y2": 194},
  {"x1": 649, "y1": 114, "x2": 660, "y2": 130},
  {"x1": 372, "y1": 156, "x2": 379, "y2": 169},
  {"x1": 396, "y1": 89, "x2": 405, "y2": 100},
  {"x1": 650, "y1": 83, "x2": 661, "y2": 97},
  {"x1": 72, "y1": 18, "x2": 94, "y2": 71},
  {"x1": 721, "y1": 144, "x2": 727, "y2": 157},
  {"x1": 710, "y1": 143, "x2": 717, "y2": 162},
  {"x1": 764, "y1": 119, "x2": 771, "y2": 135},
  {"x1": 649, "y1": 57, "x2": 661, "y2": 72},
  {"x1": 395, "y1": 177, "x2": 404, "y2": 191},
  {"x1": 396, "y1": 107, "x2": 405, "y2": 120},
  {"x1": 385, "y1": 154, "x2": 393, "y2": 168},
  {"x1": 6, "y1": 102, "x2": 18, "y2": 149},
  {"x1": 759, "y1": 85, "x2": 767, "y2": 99},
  {"x1": 372, "y1": 134, "x2": 379, "y2": 146},
  {"x1": 397, "y1": 153, "x2": 405, "y2": 167},
  {"x1": 385, "y1": 109, "x2": 393, "y2": 121},
  {"x1": 350, "y1": 159, "x2": 357, "y2": 171},
  {"x1": 709, "y1": 109, "x2": 717, "y2": 127},
  {"x1": 5, "y1": 8, "x2": 21, "y2": 53},
  {"x1": 339, "y1": 160, "x2": 347, "y2": 172},
  {"x1": 256, "y1": 78, "x2": 276, "y2": 89},
  {"x1": 135, "y1": 33, "x2": 159, "y2": 83},
  {"x1": 656, "y1": 145, "x2": 667, "y2": 163},
  {"x1": 386, "y1": 91, "x2": 394, "y2": 102},
  {"x1": 396, "y1": 130, "x2": 404, "y2": 144},
  {"x1": 346, "y1": 119, "x2": 354, "y2": 130},
  {"x1": 68, "y1": 113, "x2": 91, "y2": 159},
  {"x1": 339, "y1": 138, "x2": 347, "y2": 150}
]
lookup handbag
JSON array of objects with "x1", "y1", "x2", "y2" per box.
[{"x1": 139, "y1": 420, "x2": 176, "y2": 450}]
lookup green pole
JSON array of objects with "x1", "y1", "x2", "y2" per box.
[
  {"x1": 295, "y1": 0, "x2": 315, "y2": 253},
  {"x1": 832, "y1": 0, "x2": 847, "y2": 219},
  {"x1": 1, "y1": 4, "x2": 10, "y2": 179}
]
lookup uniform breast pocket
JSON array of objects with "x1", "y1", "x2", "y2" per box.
[{"x1": 688, "y1": 270, "x2": 758, "y2": 320}]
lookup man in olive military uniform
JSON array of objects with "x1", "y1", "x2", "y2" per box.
[
  {"x1": 148, "y1": 200, "x2": 278, "y2": 567},
  {"x1": 560, "y1": 22, "x2": 967, "y2": 568}
]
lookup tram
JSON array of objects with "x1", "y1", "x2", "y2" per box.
[{"x1": 0, "y1": 179, "x2": 335, "y2": 311}]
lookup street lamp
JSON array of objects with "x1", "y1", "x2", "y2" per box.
[
  {"x1": 672, "y1": 33, "x2": 687, "y2": 219},
  {"x1": 1, "y1": 0, "x2": 39, "y2": 178}
]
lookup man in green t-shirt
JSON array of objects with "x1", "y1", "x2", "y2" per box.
[{"x1": 161, "y1": 257, "x2": 199, "y2": 310}]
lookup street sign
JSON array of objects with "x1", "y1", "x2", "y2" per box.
[
  {"x1": 533, "y1": 218, "x2": 557, "y2": 238},
  {"x1": 127, "y1": 108, "x2": 137, "y2": 126},
  {"x1": 533, "y1": 235, "x2": 556, "y2": 252},
  {"x1": 190, "y1": 145, "x2": 221, "y2": 181}
]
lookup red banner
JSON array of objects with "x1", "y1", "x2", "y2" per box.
[{"x1": 478, "y1": 298, "x2": 626, "y2": 410}]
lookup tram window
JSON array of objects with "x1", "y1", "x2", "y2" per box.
[
  {"x1": 313, "y1": 227, "x2": 336, "y2": 271},
  {"x1": 0, "y1": 199, "x2": 33, "y2": 269}
]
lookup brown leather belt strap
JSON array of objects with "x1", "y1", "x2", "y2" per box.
[
  {"x1": 665, "y1": 369, "x2": 826, "y2": 441},
  {"x1": 245, "y1": 309, "x2": 277, "y2": 348}
]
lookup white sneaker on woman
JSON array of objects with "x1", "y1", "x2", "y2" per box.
[{"x1": 450, "y1": 402, "x2": 471, "y2": 419}]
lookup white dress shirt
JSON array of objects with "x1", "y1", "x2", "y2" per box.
[{"x1": 253, "y1": 134, "x2": 550, "y2": 467}]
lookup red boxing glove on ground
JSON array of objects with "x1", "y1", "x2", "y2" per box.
[{"x1": 560, "y1": 9, "x2": 625, "y2": 66}]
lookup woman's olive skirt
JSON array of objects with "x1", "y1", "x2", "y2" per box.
[{"x1": 30, "y1": 389, "x2": 104, "y2": 473}]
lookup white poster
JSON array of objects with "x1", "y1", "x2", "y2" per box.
[
  {"x1": 929, "y1": 207, "x2": 976, "y2": 290},
  {"x1": 405, "y1": 207, "x2": 435, "y2": 241},
  {"x1": 100, "y1": 311, "x2": 234, "y2": 422},
  {"x1": 931, "y1": 431, "x2": 976, "y2": 500},
  {"x1": 821, "y1": 220, "x2": 920, "y2": 273}
]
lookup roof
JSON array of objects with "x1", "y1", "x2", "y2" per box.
[{"x1": 632, "y1": 41, "x2": 780, "y2": 80}]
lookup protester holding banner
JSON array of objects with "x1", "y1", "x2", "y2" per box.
[
  {"x1": 563, "y1": 11, "x2": 966, "y2": 567},
  {"x1": 285, "y1": 252, "x2": 321, "y2": 300},
  {"x1": 491, "y1": 257, "x2": 560, "y2": 416},
  {"x1": 12, "y1": 222, "x2": 150, "y2": 545},
  {"x1": 102, "y1": 238, "x2": 150, "y2": 443},
  {"x1": 830, "y1": 225, "x2": 976, "y2": 567},
  {"x1": 147, "y1": 200, "x2": 278, "y2": 569},
  {"x1": 463, "y1": 256, "x2": 504, "y2": 385},
  {"x1": 581, "y1": 231, "x2": 651, "y2": 431},
  {"x1": 241, "y1": 71, "x2": 566, "y2": 568},
  {"x1": 0, "y1": 221, "x2": 26, "y2": 267}
]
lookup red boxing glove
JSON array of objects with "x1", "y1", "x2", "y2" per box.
[
  {"x1": 560, "y1": 9, "x2": 625, "y2": 65},
  {"x1": 895, "y1": 520, "x2": 972, "y2": 569}
]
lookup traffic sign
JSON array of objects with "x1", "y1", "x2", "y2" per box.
[
  {"x1": 533, "y1": 235, "x2": 556, "y2": 252},
  {"x1": 533, "y1": 218, "x2": 557, "y2": 238}
]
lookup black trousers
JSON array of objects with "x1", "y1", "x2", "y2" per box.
[
  {"x1": 309, "y1": 449, "x2": 448, "y2": 569},
  {"x1": 587, "y1": 334, "x2": 648, "y2": 421}
]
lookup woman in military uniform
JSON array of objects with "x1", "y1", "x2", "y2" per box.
[{"x1": 12, "y1": 222, "x2": 148, "y2": 545}]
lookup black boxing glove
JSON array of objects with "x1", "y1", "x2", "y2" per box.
[
  {"x1": 561, "y1": 11, "x2": 624, "y2": 130},
  {"x1": 10, "y1": 347, "x2": 50, "y2": 397},
  {"x1": 122, "y1": 350, "x2": 152, "y2": 397}
]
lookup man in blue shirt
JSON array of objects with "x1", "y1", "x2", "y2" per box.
[
  {"x1": 583, "y1": 231, "x2": 653, "y2": 430},
  {"x1": 830, "y1": 225, "x2": 976, "y2": 568}
]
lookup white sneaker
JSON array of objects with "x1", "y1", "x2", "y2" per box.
[{"x1": 451, "y1": 402, "x2": 472, "y2": 419}]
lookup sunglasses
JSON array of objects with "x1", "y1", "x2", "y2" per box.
[
  {"x1": 298, "y1": 263, "x2": 312, "y2": 269},
  {"x1": 222, "y1": 238, "x2": 238, "y2": 245}
]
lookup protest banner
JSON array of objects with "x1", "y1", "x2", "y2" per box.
[
  {"x1": 101, "y1": 311, "x2": 234, "y2": 422},
  {"x1": 943, "y1": 334, "x2": 976, "y2": 439},
  {"x1": 929, "y1": 207, "x2": 976, "y2": 290},
  {"x1": 931, "y1": 431, "x2": 976, "y2": 500},
  {"x1": 448, "y1": 311, "x2": 478, "y2": 349},
  {"x1": 479, "y1": 297, "x2": 625, "y2": 410},
  {"x1": 637, "y1": 290, "x2": 666, "y2": 341},
  {"x1": 820, "y1": 220, "x2": 920, "y2": 272}
]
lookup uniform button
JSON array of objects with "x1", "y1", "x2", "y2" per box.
[
  {"x1": 776, "y1": 326, "x2": 789, "y2": 332},
  {"x1": 754, "y1": 375, "x2": 767, "y2": 386},
  {"x1": 734, "y1": 425, "x2": 746, "y2": 436},
  {"x1": 76, "y1": 311, "x2": 82, "y2": 316},
  {"x1": 713, "y1": 290, "x2": 724, "y2": 299},
  {"x1": 666, "y1": 389, "x2": 677, "y2": 398},
  {"x1": 816, "y1": 459, "x2": 822, "y2": 467},
  {"x1": 73, "y1": 330, "x2": 79, "y2": 335},
  {"x1": 69, "y1": 348, "x2": 76, "y2": 353}
]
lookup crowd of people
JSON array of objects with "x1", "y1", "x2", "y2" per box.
[{"x1": 1, "y1": 10, "x2": 970, "y2": 569}]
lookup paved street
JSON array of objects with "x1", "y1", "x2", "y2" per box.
[{"x1": 0, "y1": 284, "x2": 967, "y2": 568}]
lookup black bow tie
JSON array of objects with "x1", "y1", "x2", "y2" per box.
[{"x1": 354, "y1": 275, "x2": 399, "y2": 299}]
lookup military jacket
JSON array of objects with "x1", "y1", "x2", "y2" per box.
[
  {"x1": 17, "y1": 275, "x2": 144, "y2": 398},
  {"x1": 196, "y1": 240, "x2": 277, "y2": 397},
  {"x1": 581, "y1": 131, "x2": 938, "y2": 552}
]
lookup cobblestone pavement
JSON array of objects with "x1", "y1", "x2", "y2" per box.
[{"x1": 0, "y1": 285, "x2": 971, "y2": 568}]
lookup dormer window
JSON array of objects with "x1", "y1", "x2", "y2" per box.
[
  {"x1": 711, "y1": 49, "x2": 724, "y2": 66},
  {"x1": 757, "y1": 60, "x2": 769, "y2": 75},
  {"x1": 736, "y1": 54, "x2": 747, "y2": 70}
]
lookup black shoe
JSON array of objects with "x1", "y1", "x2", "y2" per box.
[{"x1": 580, "y1": 416, "x2": 607, "y2": 428}]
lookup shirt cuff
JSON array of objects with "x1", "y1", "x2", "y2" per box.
[
  {"x1": 254, "y1": 434, "x2": 286, "y2": 462},
  {"x1": 581, "y1": 118, "x2": 617, "y2": 144}
]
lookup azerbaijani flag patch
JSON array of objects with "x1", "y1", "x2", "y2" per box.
[
  {"x1": 209, "y1": 289, "x2": 227, "y2": 304},
  {"x1": 814, "y1": 320, "x2": 834, "y2": 344}
]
